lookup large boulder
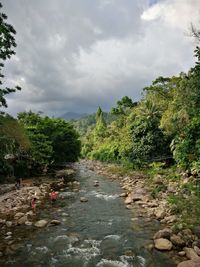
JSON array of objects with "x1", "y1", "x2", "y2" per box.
[{"x1": 154, "y1": 238, "x2": 173, "y2": 251}]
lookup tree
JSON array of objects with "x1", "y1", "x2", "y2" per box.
[
  {"x1": 95, "y1": 107, "x2": 107, "y2": 137},
  {"x1": 0, "y1": 114, "x2": 30, "y2": 179},
  {"x1": 18, "y1": 112, "x2": 81, "y2": 171},
  {"x1": 0, "y1": 2, "x2": 21, "y2": 108},
  {"x1": 111, "y1": 96, "x2": 136, "y2": 115}
]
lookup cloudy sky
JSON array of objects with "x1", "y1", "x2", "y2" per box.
[{"x1": 1, "y1": 0, "x2": 200, "y2": 117}]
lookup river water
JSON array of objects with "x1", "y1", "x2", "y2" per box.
[{"x1": 1, "y1": 162, "x2": 176, "y2": 267}]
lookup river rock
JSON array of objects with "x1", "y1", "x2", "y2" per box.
[
  {"x1": 153, "y1": 228, "x2": 172, "y2": 240},
  {"x1": 34, "y1": 220, "x2": 48, "y2": 228},
  {"x1": 184, "y1": 248, "x2": 200, "y2": 260},
  {"x1": 68, "y1": 232, "x2": 80, "y2": 244},
  {"x1": 26, "y1": 210, "x2": 35, "y2": 219},
  {"x1": 73, "y1": 181, "x2": 80, "y2": 186},
  {"x1": 132, "y1": 193, "x2": 144, "y2": 201},
  {"x1": 164, "y1": 215, "x2": 177, "y2": 223},
  {"x1": 25, "y1": 221, "x2": 32, "y2": 226},
  {"x1": 154, "y1": 209, "x2": 166, "y2": 220},
  {"x1": 62, "y1": 212, "x2": 69, "y2": 216},
  {"x1": 80, "y1": 197, "x2": 88, "y2": 202},
  {"x1": 10, "y1": 244, "x2": 21, "y2": 251},
  {"x1": 193, "y1": 246, "x2": 200, "y2": 256},
  {"x1": 193, "y1": 240, "x2": 200, "y2": 248},
  {"x1": 93, "y1": 180, "x2": 99, "y2": 187},
  {"x1": 154, "y1": 238, "x2": 173, "y2": 251},
  {"x1": 56, "y1": 169, "x2": 75, "y2": 178},
  {"x1": 6, "y1": 221, "x2": 12, "y2": 227},
  {"x1": 73, "y1": 188, "x2": 79, "y2": 192},
  {"x1": 4, "y1": 235, "x2": 12, "y2": 240},
  {"x1": 17, "y1": 215, "x2": 28, "y2": 225},
  {"x1": 50, "y1": 220, "x2": 61, "y2": 225},
  {"x1": 120, "y1": 193, "x2": 127, "y2": 197},
  {"x1": 177, "y1": 259, "x2": 200, "y2": 267},
  {"x1": 0, "y1": 219, "x2": 5, "y2": 224},
  {"x1": 179, "y1": 251, "x2": 186, "y2": 256},
  {"x1": 5, "y1": 246, "x2": 15, "y2": 255},
  {"x1": 170, "y1": 234, "x2": 185, "y2": 247},
  {"x1": 14, "y1": 212, "x2": 25, "y2": 220},
  {"x1": 6, "y1": 232, "x2": 12, "y2": 236},
  {"x1": 124, "y1": 250, "x2": 135, "y2": 256},
  {"x1": 167, "y1": 184, "x2": 177, "y2": 193},
  {"x1": 124, "y1": 195, "x2": 132, "y2": 204},
  {"x1": 126, "y1": 204, "x2": 132, "y2": 209},
  {"x1": 146, "y1": 244, "x2": 154, "y2": 251}
]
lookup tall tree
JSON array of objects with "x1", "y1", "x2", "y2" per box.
[
  {"x1": 0, "y1": 2, "x2": 20, "y2": 108},
  {"x1": 95, "y1": 107, "x2": 107, "y2": 137}
]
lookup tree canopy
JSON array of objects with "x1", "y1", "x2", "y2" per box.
[{"x1": 0, "y1": 3, "x2": 20, "y2": 108}]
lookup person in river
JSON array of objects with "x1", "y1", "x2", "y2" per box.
[
  {"x1": 31, "y1": 197, "x2": 37, "y2": 211},
  {"x1": 50, "y1": 189, "x2": 57, "y2": 202}
]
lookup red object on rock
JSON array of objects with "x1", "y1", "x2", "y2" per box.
[{"x1": 50, "y1": 191, "x2": 57, "y2": 201}]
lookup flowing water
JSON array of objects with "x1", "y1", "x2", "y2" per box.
[{"x1": 0, "y1": 162, "x2": 176, "y2": 267}]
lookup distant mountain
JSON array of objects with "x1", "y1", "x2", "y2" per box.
[{"x1": 60, "y1": 112, "x2": 88, "y2": 120}]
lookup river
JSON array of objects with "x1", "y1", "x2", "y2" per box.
[{"x1": 0, "y1": 162, "x2": 176, "y2": 267}]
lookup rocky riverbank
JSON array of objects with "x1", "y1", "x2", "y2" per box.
[
  {"x1": 84, "y1": 160, "x2": 200, "y2": 267},
  {"x1": 0, "y1": 168, "x2": 76, "y2": 258}
]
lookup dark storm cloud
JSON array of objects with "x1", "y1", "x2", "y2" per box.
[{"x1": 1, "y1": 0, "x2": 199, "y2": 116}]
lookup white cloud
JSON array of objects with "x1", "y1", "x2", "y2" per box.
[{"x1": 141, "y1": 0, "x2": 200, "y2": 31}]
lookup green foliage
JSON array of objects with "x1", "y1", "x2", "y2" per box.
[
  {"x1": 167, "y1": 192, "x2": 200, "y2": 227},
  {"x1": 95, "y1": 107, "x2": 107, "y2": 138},
  {"x1": 18, "y1": 111, "x2": 81, "y2": 171},
  {"x1": 0, "y1": 3, "x2": 21, "y2": 108},
  {"x1": 130, "y1": 113, "x2": 171, "y2": 167},
  {"x1": 151, "y1": 184, "x2": 167, "y2": 199},
  {"x1": 111, "y1": 96, "x2": 136, "y2": 115},
  {"x1": 172, "y1": 117, "x2": 200, "y2": 170},
  {"x1": 72, "y1": 112, "x2": 116, "y2": 136},
  {"x1": 0, "y1": 114, "x2": 30, "y2": 180}
]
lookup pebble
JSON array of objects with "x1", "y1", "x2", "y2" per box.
[
  {"x1": 80, "y1": 197, "x2": 88, "y2": 202},
  {"x1": 6, "y1": 221, "x2": 12, "y2": 227},
  {"x1": 178, "y1": 251, "x2": 186, "y2": 256},
  {"x1": 4, "y1": 236, "x2": 12, "y2": 240},
  {"x1": 6, "y1": 232, "x2": 12, "y2": 236},
  {"x1": 62, "y1": 213, "x2": 69, "y2": 216}
]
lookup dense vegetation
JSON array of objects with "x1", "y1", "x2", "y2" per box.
[
  {"x1": 0, "y1": 3, "x2": 81, "y2": 181},
  {"x1": 81, "y1": 49, "x2": 200, "y2": 173},
  {"x1": 0, "y1": 111, "x2": 81, "y2": 180}
]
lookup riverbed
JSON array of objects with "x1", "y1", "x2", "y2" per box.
[{"x1": 0, "y1": 162, "x2": 176, "y2": 267}]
